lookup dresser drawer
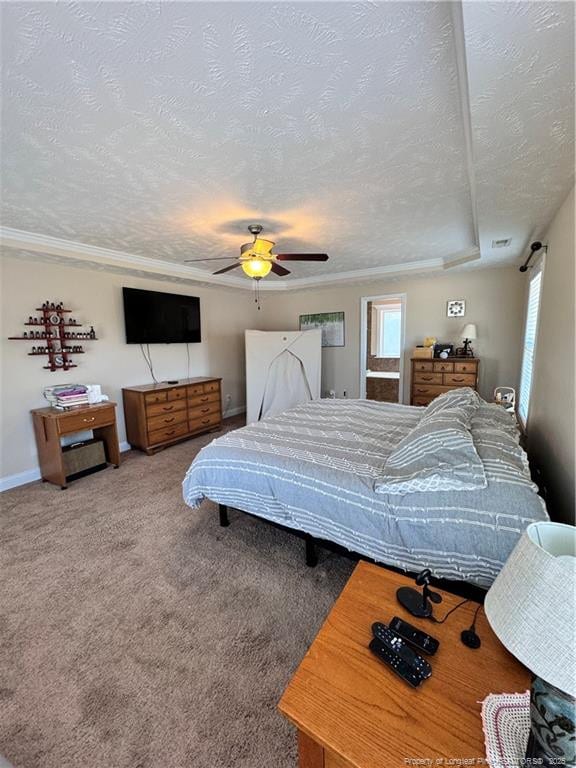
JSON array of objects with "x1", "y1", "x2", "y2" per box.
[
  {"x1": 413, "y1": 361, "x2": 434, "y2": 372},
  {"x1": 433, "y1": 361, "x2": 454, "y2": 373},
  {"x1": 188, "y1": 391, "x2": 220, "y2": 408},
  {"x1": 187, "y1": 384, "x2": 204, "y2": 397},
  {"x1": 454, "y1": 361, "x2": 478, "y2": 374},
  {"x1": 413, "y1": 372, "x2": 443, "y2": 385},
  {"x1": 148, "y1": 422, "x2": 188, "y2": 446},
  {"x1": 144, "y1": 391, "x2": 167, "y2": 405},
  {"x1": 146, "y1": 399, "x2": 186, "y2": 418},
  {"x1": 412, "y1": 384, "x2": 451, "y2": 397},
  {"x1": 189, "y1": 401, "x2": 220, "y2": 419},
  {"x1": 147, "y1": 409, "x2": 188, "y2": 432},
  {"x1": 412, "y1": 396, "x2": 435, "y2": 407},
  {"x1": 444, "y1": 373, "x2": 477, "y2": 387},
  {"x1": 189, "y1": 412, "x2": 221, "y2": 432},
  {"x1": 203, "y1": 381, "x2": 220, "y2": 394},
  {"x1": 167, "y1": 387, "x2": 187, "y2": 402},
  {"x1": 57, "y1": 407, "x2": 114, "y2": 434}
]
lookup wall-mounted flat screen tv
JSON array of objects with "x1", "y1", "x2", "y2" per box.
[{"x1": 122, "y1": 287, "x2": 201, "y2": 344}]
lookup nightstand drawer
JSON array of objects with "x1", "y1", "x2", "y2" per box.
[
  {"x1": 147, "y1": 409, "x2": 187, "y2": 432},
  {"x1": 444, "y1": 373, "x2": 476, "y2": 386},
  {"x1": 454, "y1": 361, "x2": 478, "y2": 373},
  {"x1": 413, "y1": 384, "x2": 451, "y2": 397},
  {"x1": 148, "y1": 422, "x2": 188, "y2": 446},
  {"x1": 413, "y1": 361, "x2": 434, "y2": 372},
  {"x1": 57, "y1": 407, "x2": 114, "y2": 434},
  {"x1": 144, "y1": 391, "x2": 167, "y2": 405},
  {"x1": 204, "y1": 381, "x2": 220, "y2": 394},
  {"x1": 433, "y1": 361, "x2": 454, "y2": 373},
  {"x1": 413, "y1": 372, "x2": 443, "y2": 385},
  {"x1": 146, "y1": 400, "x2": 186, "y2": 418}
]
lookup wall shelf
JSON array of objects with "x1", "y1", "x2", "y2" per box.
[{"x1": 8, "y1": 301, "x2": 97, "y2": 372}]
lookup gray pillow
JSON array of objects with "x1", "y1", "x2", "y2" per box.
[{"x1": 374, "y1": 403, "x2": 486, "y2": 495}]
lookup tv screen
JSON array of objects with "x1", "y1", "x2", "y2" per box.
[{"x1": 122, "y1": 287, "x2": 201, "y2": 344}]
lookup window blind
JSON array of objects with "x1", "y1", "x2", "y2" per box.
[{"x1": 518, "y1": 267, "x2": 543, "y2": 426}]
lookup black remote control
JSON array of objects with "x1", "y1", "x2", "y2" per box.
[
  {"x1": 371, "y1": 622, "x2": 432, "y2": 679},
  {"x1": 389, "y1": 616, "x2": 440, "y2": 656},
  {"x1": 368, "y1": 638, "x2": 426, "y2": 688}
]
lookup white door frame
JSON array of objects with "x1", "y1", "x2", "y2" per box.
[{"x1": 359, "y1": 293, "x2": 407, "y2": 403}]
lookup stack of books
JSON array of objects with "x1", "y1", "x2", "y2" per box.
[{"x1": 54, "y1": 386, "x2": 89, "y2": 410}]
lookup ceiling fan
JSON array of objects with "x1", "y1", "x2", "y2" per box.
[{"x1": 184, "y1": 224, "x2": 329, "y2": 280}]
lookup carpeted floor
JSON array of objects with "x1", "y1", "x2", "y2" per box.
[{"x1": 0, "y1": 418, "x2": 354, "y2": 768}]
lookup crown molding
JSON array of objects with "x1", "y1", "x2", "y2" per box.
[{"x1": 0, "y1": 227, "x2": 482, "y2": 291}]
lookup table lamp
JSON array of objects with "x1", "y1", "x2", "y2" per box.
[
  {"x1": 484, "y1": 522, "x2": 576, "y2": 766},
  {"x1": 460, "y1": 323, "x2": 477, "y2": 357}
]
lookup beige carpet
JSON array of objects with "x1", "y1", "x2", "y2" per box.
[{"x1": 0, "y1": 419, "x2": 354, "y2": 768}]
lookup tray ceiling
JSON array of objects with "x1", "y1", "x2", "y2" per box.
[{"x1": 1, "y1": 1, "x2": 573, "y2": 289}]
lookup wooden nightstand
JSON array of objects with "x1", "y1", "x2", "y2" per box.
[{"x1": 279, "y1": 562, "x2": 529, "y2": 768}]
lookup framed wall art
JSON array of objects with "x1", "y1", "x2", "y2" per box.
[
  {"x1": 299, "y1": 311, "x2": 345, "y2": 348},
  {"x1": 447, "y1": 300, "x2": 466, "y2": 318}
]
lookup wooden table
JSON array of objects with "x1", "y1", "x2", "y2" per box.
[
  {"x1": 31, "y1": 403, "x2": 120, "y2": 489},
  {"x1": 279, "y1": 561, "x2": 529, "y2": 768}
]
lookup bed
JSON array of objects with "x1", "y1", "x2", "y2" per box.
[{"x1": 182, "y1": 395, "x2": 548, "y2": 587}]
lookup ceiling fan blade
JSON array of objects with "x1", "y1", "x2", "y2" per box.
[
  {"x1": 271, "y1": 262, "x2": 291, "y2": 277},
  {"x1": 275, "y1": 253, "x2": 329, "y2": 261},
  {"x1": 213, "y1": 262, "x2": 241, "y2": 275},
  {"x1": 184, "y1": 257, "x2": 235, "y2": 262}
]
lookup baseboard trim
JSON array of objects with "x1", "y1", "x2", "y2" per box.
[
  {"x1": 1, "y1": 441, "x2": 133, "y2": 492},
  {"x1": 0, "y1": 418, "x2": 245, "y2": 492}
]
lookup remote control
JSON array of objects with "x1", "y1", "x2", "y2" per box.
[
  {"x1": 389, "y1": 616, "x2": 440, "y2": 656},
  {"x1": 371, "y1": 622, "x2": 432, "y2": 679},
  {"x1": 368, "y1": 638, "x2": 426, "y2": 688}
]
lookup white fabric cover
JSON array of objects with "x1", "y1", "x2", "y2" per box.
[{"x1": 245, "y1": 329, "x2": 321, "y2": 424}]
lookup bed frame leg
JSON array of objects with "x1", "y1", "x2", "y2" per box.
[
  {"x1": 305, "y1": 535, "x2": 318, "y2": 567},
  {"x1": 219, "y1": 504, "x2": 229, "y2": 527}
]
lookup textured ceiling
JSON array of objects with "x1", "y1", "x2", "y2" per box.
[{"x1": 1, "y1": 1, "x2": 574, "y2": 286}]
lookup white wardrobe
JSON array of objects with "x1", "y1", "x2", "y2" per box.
[{"x1": 245, "y1": 329, "x2": 322, "y2": 424}]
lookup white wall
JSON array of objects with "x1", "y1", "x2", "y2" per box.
[
  {"x1": 527, "y1": 187, "x2": 575, "y2": 524},
  {"x1": 258, "y1": 266, "x2": 526, "y2": 403},
  {"x1": 0, "y1": 256, "x2": 261, "y2": 485}
]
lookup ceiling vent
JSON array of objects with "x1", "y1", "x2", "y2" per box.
[{"x1": 491, "y1": 238, "x2": 512, "y2": 248}]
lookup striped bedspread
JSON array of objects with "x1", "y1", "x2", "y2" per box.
[{"x1": 182, "y1": 399, "x2": 548, "y2": 586}]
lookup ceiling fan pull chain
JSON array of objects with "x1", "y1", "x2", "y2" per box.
[{"x1": 254, "y1": 279, "x2": 261, "y2": 311}]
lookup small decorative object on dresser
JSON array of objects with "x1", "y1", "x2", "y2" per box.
[
  {"x1": 410, "y1": 356, "x2": 479, "y2": 406},
  {"x1": 122, "y1": 378, "x2": 222, "y2": 455}
]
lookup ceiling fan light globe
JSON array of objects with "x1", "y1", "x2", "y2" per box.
[{"x1": 241, "y1": 258, "x2": 272, "y2": 279}]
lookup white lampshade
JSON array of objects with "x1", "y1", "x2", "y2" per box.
[
  {"x1": 461, "y1": 323, "x2": 477, "y2": 340},
  {"x1": 484, "y1": 522, "x2": 576, "y2": 696}
]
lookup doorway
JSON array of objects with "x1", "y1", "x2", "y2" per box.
[{"x1": 360, "y1": 294, "x2": 406, "y2": 403}]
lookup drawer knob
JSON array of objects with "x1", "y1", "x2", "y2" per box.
[
  {"x1": 166, "y1": 430, "x2": 175, "y2": 436},
  {"x1": 202, "y1": 419, "x2": 210, "y2": 424},
  {"x1": 421, "y1": 376, "x2": 433, "y2": 381},
  {"x1": 201, "y1": 397, "x2": 209, "y2": 402},
  {"x1": 162, "y1": 406, "x2": 174, "y2": 411},
  {"x1": 164, "y1": 417, "x2": 175, "y2": 423},
  {"x1": 201, "y1": 408, "x2": 210, "y2": 413},
  {"x1": 453, "y1": 377, "x2": 465, "y2": 382},
  {"x1": 83, "y1": 417, "x2": 95, "y2": 423}
]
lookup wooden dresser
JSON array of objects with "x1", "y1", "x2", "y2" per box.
[
  {"x1": 122, "y1": 377, "x2": 222, "y2": 454},
  {"x1": 410, "y1": 357, "x2": 479, "y2": 406}
]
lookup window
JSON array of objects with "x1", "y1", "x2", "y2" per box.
[
  {"x1": 518, "y1": 261, "x2": 544, "y2": 427},
  {"x1": 371, "y1": 305, "x2": 402, "y2": 358}
]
